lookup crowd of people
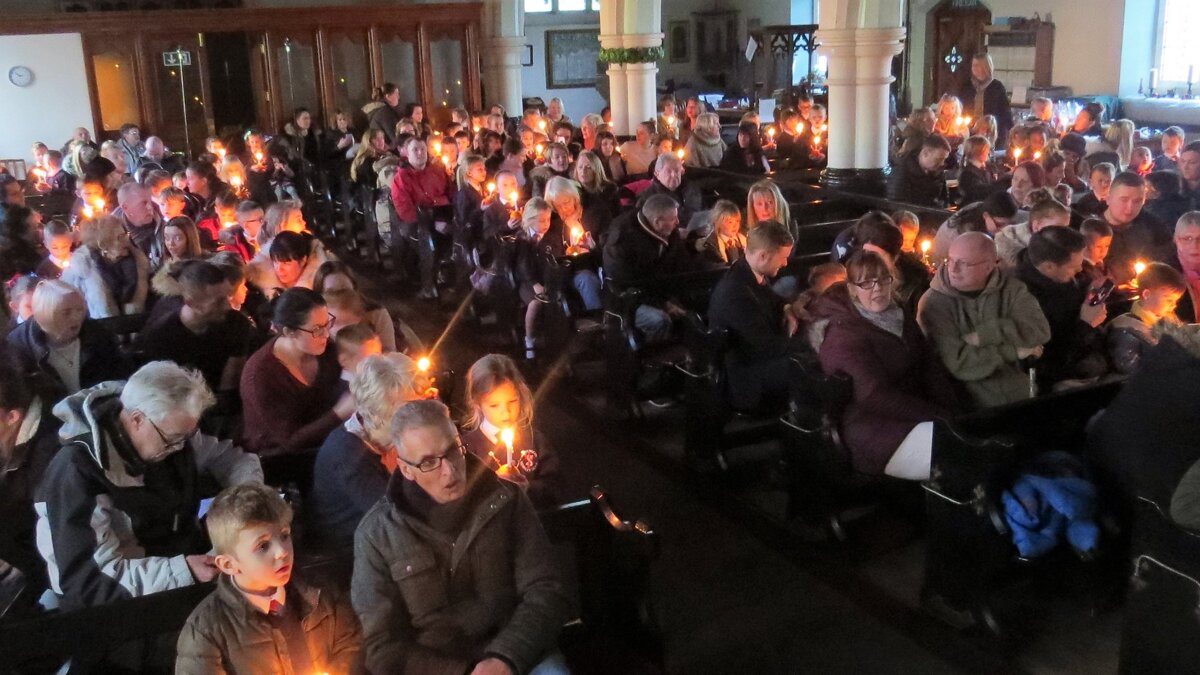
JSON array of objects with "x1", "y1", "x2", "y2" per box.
[{"x1": 2, "y1": 57, "x2": 1200, "y2": 673}]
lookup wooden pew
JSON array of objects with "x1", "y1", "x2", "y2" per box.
[
  {"x1": 920, "y1": 381, "x2": 1123, "y2": 634},
  {"x1": 1118, "y1": 497, "x2": 1200, "y2": 675},
  {"x1": 0, "y1": 486, "x2": 659, "y2": 673}
]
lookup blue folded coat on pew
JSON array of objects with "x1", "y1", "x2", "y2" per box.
[{"x1": 1002, "y1": 474, "x2": 1100, "y2": 559}]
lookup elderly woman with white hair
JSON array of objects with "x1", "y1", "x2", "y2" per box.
[
  {"x1": 36, "y1": 360, "x2": 262, "y2": 615},
  {"x1": 61, "y1": 215, "x2": 150, "y2": 318},
  {"x1": 309, "y1": 352, "x2": 435, "y2": 548},
  {"x1": 5, "y1": 279, "x2": 133, "y2": 398}
]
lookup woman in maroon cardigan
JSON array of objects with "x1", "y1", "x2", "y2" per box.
[
  {"x1": 809, "y1": 250, "x2": 960, "y2": 480},
  {"x1": 239, "y1": 287, "x2": 354, "y2": 488}
]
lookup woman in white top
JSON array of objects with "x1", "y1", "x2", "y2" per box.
[{"x1": 618, "y1": 121, "x2": 660, "y2": 176}]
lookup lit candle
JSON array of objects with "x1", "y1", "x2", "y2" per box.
[
  {"x1": 432, "y1": 141, "x2": 443, "y2": 156},
  {"x1": 473, "y1": 124, "x2": 481, "y2": 133},
  {"x1": 1033, "y1": 150, "x2": 1042, "y2": 161},
  {"x1": 216, "y1": 148, "x2": 226, "y2": 159},
  {"x1": 230, "y1": 175, "x2": 243, "y2": 188},
  {"x1": 1134, "y1": 260, "x2": 1147, "y2": 277},
  {"x1": 1012, "y1": 147, "x2": 1023, "y2": 161},
  {"x1": 509, "y1": 190, "x2": 520, "y2": 207},
  {"x1": 920, "y1": 239, "x2": 932, "y2": 255},
  {"x1": 570, "y1": 225, "x2": 583, "y2": 248},
  {"x1": 254, "y1": 151, "x2": 264, "y2": 163},
  {"x1": 665, "y1": 115, "x2": 676, "y2": 128},
  {"x1": 794, "y1": 121, "x2": 805, "y2": 135},
  {"x1": 486, "y1": 181, "x2": 496, "y2": 195},
  {"x1": 963, "y1": 116, "x2": 972, "y2": 127},
  {"x1": 675, "y1": 148, "x2": 685, "y2": 160},
  {"x1": 222, "y1": 220, "x2": 236, "y2": 229},
  {"x1": 81, "y1": 204, "x2": 94, "y2": 219},
  {"x1": 500, "y1": 427, "x2": 515, "y2": 467},
  {"x1": 813, "y1": 135, "x2": 822, "y2": 147},
  {"x1": 537, "y1": 120, "x2": 547, "y2": 132},
  {"x1": 767, "y1": 127, "x2": 776, "y2": 139},
  {"x1": 535, "y1": 143, "x2": 544, "y2": 158},
  {"x1": 92, "y1": 198, "x2": 106, "y2": 212},
  {"x1": 417, "y1": 356, "x2": 431, "y2": 373}
]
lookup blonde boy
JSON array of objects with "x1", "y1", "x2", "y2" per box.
[{"x1": 176, "y1": 484, "x2": 360, "y2": 674}]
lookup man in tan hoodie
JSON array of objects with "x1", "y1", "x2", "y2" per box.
[{"x1": 917, "y1": 232, "x2": 1052, "y2": 408}]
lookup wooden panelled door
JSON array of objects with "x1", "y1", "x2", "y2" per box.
[
  {"x1": 924, "y1": 0, "x2": 991, "y2": 103},
  {"x1": 142, "y1": 32, "x2": 214, "y2": 158}
]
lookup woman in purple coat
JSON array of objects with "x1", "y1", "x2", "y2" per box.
[{"x1": 809, "y1": 250, "x2": 961, "y2": 479}]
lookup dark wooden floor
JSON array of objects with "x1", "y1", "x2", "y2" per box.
[{"x1": 357, "y1": 265, "x2": 1121, "y2": 675}]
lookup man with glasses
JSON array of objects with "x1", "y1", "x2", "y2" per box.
[
  {"x1": 917, "y1": 232, "x2": 1051, "y2": 408},
  {"x1": 35, "y1": 361, "x2": 262, "y2": 613},
  {"x1": 352, "y1": 399, "x2": 572, "y2": 675}
]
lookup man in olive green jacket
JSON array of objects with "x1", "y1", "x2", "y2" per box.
[
  {"x1": 917, "y1": 232, "x2": 1052, "y2": 409},
  {"x1": 351, "y1": 400, "x2": 572, "y2": 675}
]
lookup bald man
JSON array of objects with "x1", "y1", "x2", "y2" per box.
[{"x1": 917, "y1": 232, "x2": 1051, "y2": 408}]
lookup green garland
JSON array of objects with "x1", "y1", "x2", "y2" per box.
[{"x1": 598, "y1": 46, "x2": 665, "y2": 65}]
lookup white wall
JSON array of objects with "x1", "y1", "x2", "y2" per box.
[
  {"x1": 907, "y1": 0, "x2": 1128, "y2": 107},
  {"x1": 520, "y1": 13, "x2": 607, "y2": 119},
  {"x1": 0, "y1": 33, "x2": 92, "y2": 162}
]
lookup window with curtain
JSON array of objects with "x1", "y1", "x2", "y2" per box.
[{"x1": 1160, "y1": 0, "x2": 1200, "y2": 83}]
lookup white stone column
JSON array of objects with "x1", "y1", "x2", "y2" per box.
[
  {"x1": 482, "y1": 0, "x2": 526, "y2": 116},
  {"x1": 600, "y1": 0, "x2": 661, "y2": 136},
  {"x1": 606, "y1": 64, "x2": 629, "y2": 135},
  {"x1": 853, "y1": 29, "x2": 905, "y2": 169},
  {"x1": 816, "y1": 0, "x2": 906, "y2": 194}
]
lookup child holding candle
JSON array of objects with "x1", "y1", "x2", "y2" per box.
[
  {"x1": 175, "y1": 484, "x2": 361, "y2": 674},
  {"x1": 460, "y1": 353, "x2": 562, "y2": 508},
  {"x1": 1107, "y1": 262, "x2": 1186, "y2": 374}
]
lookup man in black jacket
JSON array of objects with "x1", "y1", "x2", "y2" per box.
[
  {"x1": 1103, "y1": 171, "x2": 1170, "y2": 285},
  {"x1": 887, "y1": 135, "x2": 951, "y2": 207},
  {"x1": 708, "y1": 221, "x2": 797, "y2": 410},
  {"x1": 603, "y1": 195, "x2": 697, "y2": 343},
  {"x1": 634, "y1": 153, "x2": 703, "y2": 226},
  {"x1": 1014, "y1": 227, "x2": 1108, "y2": 389}
]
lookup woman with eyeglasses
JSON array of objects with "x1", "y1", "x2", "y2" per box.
[
  {"x1": 809, "y1": 250, "x2": 961, "y2": 480},
  {"x1": 239, "y1": 287, "x2": 354, "y2": 490}
]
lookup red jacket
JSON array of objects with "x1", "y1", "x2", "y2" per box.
[
  {"x1": 390, "y1": 162, "x2": 450, "y2": 224},
  {"x1": 812, "y1": 286, "x2": 961, "y2": 475}
]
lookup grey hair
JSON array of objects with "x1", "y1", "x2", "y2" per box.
[
  {"x1": 1176, "y1": 211, "x2": 1200, "y2": 233},
  {"x1": 351, "y1": 353, "x2": 427, "y2": 433},
  {"x1": 116, "y1": 181, "x2": 148, "y2": 205},
  {"x1": 641, "y1": 194, "x2": 680, "y2": 223},
  {"x1": 31, "y1": 279, "x2": 84, "y2": 319},
  {"x1": 120, "y1": 361, "x2": 216, "y2": 423},
  {"x1": 544, "y1": 176, "x2": 581, "y2": 211},
  {"x1": 389, "y1": 399, "x2": 455, "y2": 457}
]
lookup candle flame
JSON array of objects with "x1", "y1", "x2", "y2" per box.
[
  {"x1": 230, "y1": 175, "x2": 243, "y2": 187},
  {"x1": 537, "y1": 120, "x2": 547, "y2": 131},
  {"x1": 500, "y1": 427, "x2": 514, "y2": 446},
  {"x1": 535, "y1": 143, "x2": 544, "y2": 156},
  {"x1": 675, "y1": 148, "x2": 685, "y2": 160},
  {"x1": 486, "y1": 181, "x2": 496, "y2": 194},
  {"x1": 1134, "y1": 261, "x2": 1147, "y2": 276},
  {"x1": 509, "y1": 191, "x2": 520, "y2": 206},
  {"x1": 795, "y1": 121, "x2": 804, "y2": 135},
  {"x1": 216, "y1": 148, "x2": 226, "y2": 159},
  {"x1": 82, "y1": 204, "x2": 94, "y2": 219},
  {"x1": 1033, "y1": 150, "x2": 1042, "y2": 161},
  {"x1": 665, "y1": 115, "x2": 675, "y2": 127},
  {"x1": 920, "y1": 239, "x2": 932, "y2": 254},
  {"x1": 416, "y1": 356, "x2": 431, "y2": 373},
  {"x1": 254, "y1": 151, "x2": 264, "y2": 162},
  {"x1": 93, "y1": 198, "x2": 106, "y2": 210},
  {"x1": 1013, "y1": 147, "x2": 1023, "y2": 160},
  {"x1": 432, "y1": 141, "x2": 442, "y2": 156},
  {"x1": 767, "y1": 127, "x2": 776, "y2": 137},
  {"x1": 813, "y1": 135, "x2": 822, "y2": 145},
  {"x1": 473, "y1": 125, "x2": 481, "y2": 133}
]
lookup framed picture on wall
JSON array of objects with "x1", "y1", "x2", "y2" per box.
[
  {"x1": 669, "y1": 21, "x2": 689, "y2": 63},
  {"x1": 545, "y1": 29, "x2": 602, "y2": 89}
]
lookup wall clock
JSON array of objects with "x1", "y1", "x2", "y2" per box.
[{"x1": 8, "y1": 66, "x2": 34, "y2": 87}]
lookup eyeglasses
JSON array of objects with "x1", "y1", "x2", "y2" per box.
[
  {"x1": 851, "y1": 276, "x2": 895, "y2": 290},
  {"x1": 294, "y1": 314, "x2": 336, "y2": 338},
  {"x1": 946, "y1": 258, "x2": 993, "y2": 272},
  {"x1": 141, "y1": 413, "x2": 196, "y2": 457},
  {"x1": 398, "y1": 438, "x2": 467, "y2": 473}
]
